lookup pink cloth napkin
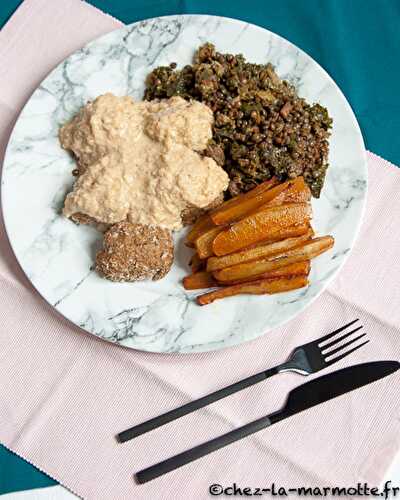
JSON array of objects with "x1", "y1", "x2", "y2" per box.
[{"x1": 1, "y1": 1, "x2": 400, "y2": 498}]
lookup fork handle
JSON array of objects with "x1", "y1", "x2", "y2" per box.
[{"x1": 117, "y1": 367, "x2": 278, "y2": 443}]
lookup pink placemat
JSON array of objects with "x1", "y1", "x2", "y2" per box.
[{"x1": 1, "y1": 1, "x2": 400, "y2": 499}]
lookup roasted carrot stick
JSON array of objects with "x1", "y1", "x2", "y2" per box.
[
  {"x1": 189, "y1": 253, "x2": 205, "y2": 273},
  {"x1": 210, "y1": 179, "x2": 289, "y2": 225},
  {"x1": 263, "y1": 176, "x2": 311, "y2": 208},
  {"x1": 195, "y1": 226, "x2": 225, "y2": 259},
  {"x1": 221, "y1": 261, "x2": 311, "y2": 285},
  {"x1": 210, "y1": 177, "x2": 278, "y2": 219},
  {"x1": 186, "y1": 215, "x2": 215, "y2": 247},
  {"x1": 212, "y1": 203, "x2": 312, "y2": 256},
  {"x1": 261, "y1": 223, "x2": 313, "y2": 243},
  {"x1": 196, "y1": 276, "x2": 309, "y2": 305},
  {"x1": 183, "y1": 271, "x2": 218, "y2": 290},
  {"x1": 213, "y1": 236, "x2": 334, "y2": 282},
  {"x1": 206, "y1": 229, "x2": 313, "y2": 272}
]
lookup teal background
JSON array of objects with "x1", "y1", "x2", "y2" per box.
[{"x1": 1, "y1": 0, "x2": 399, "y2": 495}]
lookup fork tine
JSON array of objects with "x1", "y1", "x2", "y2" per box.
[
  {"x1": 317, "y1": 319, "x2": 359, "y2": 344},
  {"x1": 320, "y1": 325, "x2": 364, "y2": 350},
  {"x1": 325, "y1": 339, "x2": 370, "y2": 366},
  {"x1": 323, "y1": 333, "x2": 367, "y2": 359}
]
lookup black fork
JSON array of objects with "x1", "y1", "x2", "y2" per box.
[{"x1": 117, "y1": 319, "x2": 368, "y2": 443}]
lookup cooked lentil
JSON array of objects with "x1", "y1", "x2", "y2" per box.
[{"x1": 144, "y1": 43, "x2": 332, "y2": 198}]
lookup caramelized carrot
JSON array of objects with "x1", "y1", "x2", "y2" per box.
[
  {"x1": 212, "y1": 203, "x2": 312, "y2": 256},
  {"x1": 197, "y1": 276, "x2": 309, "y2": 305},
  {"x1": 210, "y1": 178, "x2": 281, "y2": 225},
  {"x1": 186, "y1": 215, "x2": 215, "y2": 247},
  {"x1": 221, "y1": 261, "x2": 311, "y2": 285},
  {"x1": 207, "y1": 229, "x2": 313, "y2": 272},
  {"x1": 189, "y1": 253, "x2": 205, "y2": 273},
  {"x1": 214, "y1": 236, "x2": 334, "y2": 282},
  {"x1": 183, "y1": 271, "x2": 218, "y2": 290},
  {"x1": 195, "y1": 226, "x2": 225, "y2": 259}
]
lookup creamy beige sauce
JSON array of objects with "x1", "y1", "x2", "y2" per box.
[{"x1": 60, "y1": 94, "x2": 228, "y2": 230}]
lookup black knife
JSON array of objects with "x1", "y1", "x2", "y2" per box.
[{"x1": 136, "y1": 361, "x2": 399, "y2": 483}]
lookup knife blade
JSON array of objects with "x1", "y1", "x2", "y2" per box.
[
  {"x1": 271, "y1": 360, "x2": 400, "y2": 422},
  {"x1": 136, "y1": 361, "x2": 399, "y2": 483}
]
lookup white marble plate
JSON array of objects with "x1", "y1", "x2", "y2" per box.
[{"x1": 1, "y1": 15, "x2": 367, "y2": 353}]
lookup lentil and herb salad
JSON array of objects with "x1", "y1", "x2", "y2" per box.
[{"x1": 145, "y1": 43, "x2": 332, "y2": 198}]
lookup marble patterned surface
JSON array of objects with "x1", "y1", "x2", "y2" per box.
[{"x1": 1, "y1": 15, "x2": 367, "y2": 353}]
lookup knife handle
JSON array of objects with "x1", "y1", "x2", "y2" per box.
[
  {"x1": 117, "y1": 367, "x2": 278, "y2": 443},
  {"x1": 136, "y1": 413, "x2": 274, "y2": 483}
]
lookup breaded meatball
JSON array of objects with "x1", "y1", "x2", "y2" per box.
[{"x1": 95, "y1": 222, "x2": 174, "y2": 282}]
